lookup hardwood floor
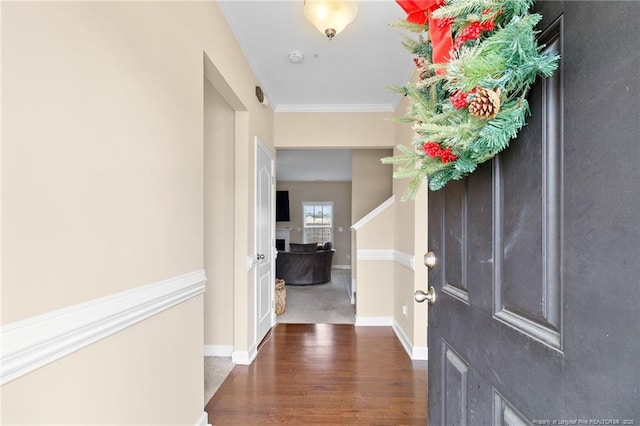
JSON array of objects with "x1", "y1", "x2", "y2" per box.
[{"x1": 205, "y1": 323, "x2": 427, "y2": 425}]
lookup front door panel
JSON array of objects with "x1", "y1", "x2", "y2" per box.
[{"x1": 427, "y1": 2, "x2": 640, "y2": 423}]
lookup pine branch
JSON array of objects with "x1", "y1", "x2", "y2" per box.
[
  {"x1": 434, "y1": 0, "x2": 534, "y2": 23},
  {"x1": 387, "y1": 0, "x2": 559, "y2": 197},
  {"x1": 389, "y1": 19, "x2": 428, "y2": 33},
  {"x1": 401, "y1": 175, "x2": 425, "y2": 201}
]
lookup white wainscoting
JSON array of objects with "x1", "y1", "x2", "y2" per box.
[{"x1": 0, "y1": 270, "x2": 206, "y2": 386}]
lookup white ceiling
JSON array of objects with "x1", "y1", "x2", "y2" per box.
[
  {"x1": 218, "y1": 0, "x2": 415, "y2": 112},
  {"x1": 276, "y1": 149, "x2": 352, "y2": 181}
]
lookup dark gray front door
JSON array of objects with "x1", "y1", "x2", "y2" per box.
[{"x1": 427, "y1": 2, "x2": 640, "y2": 424}]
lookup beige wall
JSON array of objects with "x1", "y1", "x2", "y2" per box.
[
  {"x1": 351, "y1": 149, "x2": 393, "y2": 283},
  {"x1": 354, "y1": 204, "x2": 395, "y2": 319},
  {"x1": 2, "y1": 1, "x2": 273, "y2": 424},
  {"x1": 200, "y1": 4, "x2": 275, "y2": 354},
  {"x1": 204, "y1": 80, "x2": 235, "y2": 347},
  {"x1": 357, "y1": 261, "x2": 394, "y2": 318},
  {"x1": 412, "y1": 186, "x2": 428, "y2": 350},
  {"x1": 276, "y1": 181, "x2": 351, "y2": 267},
  {"x1": 351, "y1": 149, "x2": 394, "y2": 223},
  {"x1": 2, "y1": 298, "x2": 203, "y2": 424},
  {"x1": 2, "y1": 1, "x2": 204, "y2": 324},
  {"x1": 344, "y1": 79, "x2": 427, "y2": 351},
  {"x1": 275, "y1": 112, "x2": 395, "y2": 148},
  {"x1": 391, "y1": 78, "x2": 428, "y2": 352}
]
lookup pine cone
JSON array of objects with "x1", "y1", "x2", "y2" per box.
[{"x1": 468, "y1": 87, "x2": 501, "y2": 119}]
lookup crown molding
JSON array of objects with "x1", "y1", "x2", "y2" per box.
[
  {"x1": 275, "y1": 103, "x2": 396, "y2": 113},
  {"x1": 217, "y1": 1, "x2": 279, "y2": 108}
]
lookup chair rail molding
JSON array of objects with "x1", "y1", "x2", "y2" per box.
[
  {"x1": 393, "y1": 251, "x2": 415, "y2": 270},
  {"x1": 0, "y1": 270, "x2": 206, "y2": 386},
  {"x1": 356, "y1": 249, "x2": 415, "y2": 270}
]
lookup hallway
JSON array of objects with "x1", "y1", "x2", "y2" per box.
[
  {"x1": 205, "y1": 323, "x2": 427, "y2": 424},
  {"x1": 277, "y1": 269, "x2": 355, "y2": 325}
]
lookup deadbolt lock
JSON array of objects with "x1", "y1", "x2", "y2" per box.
[{"x1": 424, "y1": 251, "x2": 437, "y2": 269}]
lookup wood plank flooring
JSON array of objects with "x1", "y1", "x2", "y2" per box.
[{"x1": 205, "y1": 323, "x2": 427, "y2": 425}]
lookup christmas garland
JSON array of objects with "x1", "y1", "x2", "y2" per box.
[{"x1": 383, "y1": 0, "x2": 559, "y2": 198}]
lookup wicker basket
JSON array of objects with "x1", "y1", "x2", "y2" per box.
[{"x1": 275, "y1": 279, "x2": 286, "y2": 316}]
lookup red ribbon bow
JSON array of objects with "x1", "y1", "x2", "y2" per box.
[{"x1": 396, "y1": 0, "x2": 453, "y2": 73}]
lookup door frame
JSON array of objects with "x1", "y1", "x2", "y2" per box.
[{"x1": 253, "y1": 136, "x2": 275, "y2": 349}]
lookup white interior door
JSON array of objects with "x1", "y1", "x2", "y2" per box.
[{"x1": 255, "y1": 138, "x2": 274, "y2": 345}]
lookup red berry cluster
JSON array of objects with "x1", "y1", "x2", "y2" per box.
[
  {"x1": 438, "y1": 17, "x2": 455, "y2": 30},
  {"x1": 449, "y1": 88, "x2": 477, "y2": 109},
  {"x1": 453, "y1": 20, "x2": 495, "y2": 50},
  {"x1": 482, "y1": 20, "x2": 496, "y2": 31},
  {"x1": 422, "y1": 142, "x2": 458, "y2": 163},
  {"x1": 413, "y1": 57, "x2": 425, "y2": 68},
  {"x1": 449, "y1": 91, "x2": 469, "y2": 109}
]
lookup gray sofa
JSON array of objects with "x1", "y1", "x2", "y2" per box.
[{"x1": 275, "y1": 242, "x2": 335, "y2": 285}]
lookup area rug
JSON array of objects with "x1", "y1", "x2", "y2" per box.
[
  {"x1": 204, "y1": 356, "x2": 234, "y2": 404},
  {"x1": 277, "y1": 269, "x2": 355, "y2": 324}
]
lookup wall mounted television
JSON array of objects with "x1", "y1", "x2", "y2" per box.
[{"x1": 276, "y1": 190, "x2": 290, "y2": 222}]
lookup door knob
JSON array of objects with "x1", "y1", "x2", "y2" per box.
[
  {"x1": 415, "y1": 287, "x2": 436, "y2": 305},
  {"x1": 424, "y1": 251, "x2": 437, "y2": 269},
  {"x1": 257, "y1": 254, "x2": 265, "y2": 260}
]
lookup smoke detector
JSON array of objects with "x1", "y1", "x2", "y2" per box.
[{"x1": 288, "y1": 50, "x2": 305, "y2": 64}]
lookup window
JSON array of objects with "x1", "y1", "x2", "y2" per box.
[{"x1": 303, "y1": 202, "x2": 333, "y2": 245}]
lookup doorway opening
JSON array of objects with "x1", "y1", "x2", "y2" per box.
[{"x1": 274, "y1": 148, "x2": 394, "y2": 324}]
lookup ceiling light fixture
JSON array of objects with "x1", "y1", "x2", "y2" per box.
[{"x1": 303, "y1": 0, "x2": 358, "y2": 41}]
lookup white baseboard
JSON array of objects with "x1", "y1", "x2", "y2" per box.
[
  {"x1": 392, "y1": 320, "x2": 428, "y2": 360},
  {"x1": 332, "y1": 265, "x2": 352, "y2": 270},
  {"x1": 0, "y1": 270, "x2": 207, "y2": 386},
  {"x1": 355, "y1": 316, "x2": 393, "y2": 326},
  {"x1": 412, "y1": 345, "x2": 428, "y2": 360},
  {"x1": 232, "y1": 343, "x2": 257, "y2": 365},
  {"x1": 204, "y1": 345, "x2": 233, "y2": 357},
  {"x1": 194, "y1": 411, "x2": 209, "y2": 426}
]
